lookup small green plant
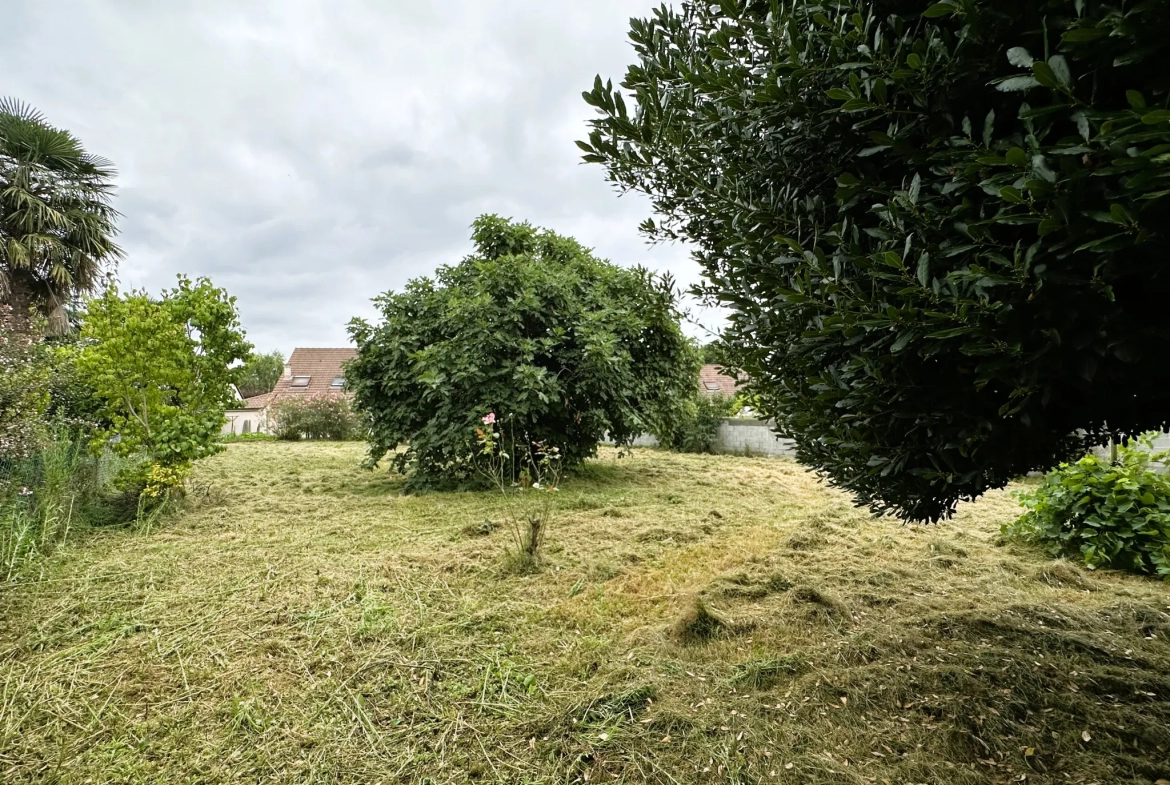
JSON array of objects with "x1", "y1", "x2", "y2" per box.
[
  {"x1": 272, "y1": 394, "x2": 359, "y2": 441},
  {"x1": 1006, "y1": 434, "x2": 1170, "y2": 580},
  {"x1": 474, "y1": 412, "x2": 562, "y2": 568},
  {"x1": 656, "y1": 393, "x2": 736, "y2": 454}
]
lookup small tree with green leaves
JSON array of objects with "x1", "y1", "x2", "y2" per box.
[
  {"x1": 77, "y1": 276, "x2": 250, "y2": 492},
  {"x1": 347, "y1": 215, "x2": 699, "y2": 489},
  {"x1": 581, "y1": 0, "x2": 1170, "y2": 521}
]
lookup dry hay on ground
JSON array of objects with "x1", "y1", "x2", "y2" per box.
[{"x1": 0, "y1": 442, "x2": 1167, "y2": 784}]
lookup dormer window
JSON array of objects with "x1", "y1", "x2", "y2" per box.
[
  {"x1": 291, "y1": 375, "x2": 311, "y2": 387},
  {"x1": 331, "y1": 376, "x2": 344, "y2": 388}
]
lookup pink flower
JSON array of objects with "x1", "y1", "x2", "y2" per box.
[{"x1": 482, "y1": 413, "x2": 496, "y2": 425}]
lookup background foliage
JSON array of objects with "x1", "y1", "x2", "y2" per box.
[
  {"x1": 272, "y1": 395, "x2": 359, "y2": 441},
  {"x1": 656, "y1": 392, "x2": 737, "y2": 454},
  {"x1": 78, "y1": 276, "x2": 251, "y2": 474},
  {"x1": 347, "y1": 215, "x2": 699, "y2": 489},
  {"x1": 235, "y1": 350, "x2": 284, "y2": 399},
  {"x1": 581, "y1": 0, "x2": 1170, "y2": 520},
  {"x1": 0, "y1": 304, "x2": 50, "y2": 460},
  {"x1": 1007, "y1": 435, "x2": 1170, "y2": 580}
]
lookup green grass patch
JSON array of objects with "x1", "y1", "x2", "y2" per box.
[{"x1": 0, "y1": 442, "x2": 1167, "y2": 783}]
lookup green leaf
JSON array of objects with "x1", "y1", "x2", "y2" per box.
[
  {"x1": 906, "y1": 53, "x2": 922, "y2": 69},
  {"x1": 1006, "y1": 147, "x2": 1028, "y2": 167},
  {"x1": 1032, "y1": 61, "x2": 1058, "y2": 88},
  {"x1": 1047, "y1": 55, "x2": 1072, "y2": 87},
  {"x1": 1126, "y1": 90, "x2": 1146, "y2": 109},
  {"x1": 1109, "y1": 204, "x2": 1134, "y2": 225},
  {"x1": 997, "y1": 76, "x2": 1040, "y2": 92},
  {"x1": 983, "y1": 109, "x2": 996, "y2": 146},
  {"x1": 923, "y1": 2, "x2": 955, "y2": 17},
  {"x1": 1006, "y1": 47, "x2": 1033, "y2": 68},
  {"x1": 1141, "y1": 110, "x2": 1170, "y2": 125},
  {"x1": 999, "y1": 186, "x2": 1025, "y2": 204},
  {"x1": 826, "y1": 88, "x2": 852, "y2": 101},
  {"x1": 1061, "y1": 27, "x2": 1106, "y2": 42},
  {"x1": 872, "y1": 78, "x2": 887, "y2": 104}
]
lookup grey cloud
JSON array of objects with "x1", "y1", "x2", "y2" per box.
[{"x1": 2, "y1": 0, "x2": 727, "y2": 355}]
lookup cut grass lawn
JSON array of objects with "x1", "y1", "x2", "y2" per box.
[{"x1": 1, "y1": 442, "x2": 1169, "y2": 784}]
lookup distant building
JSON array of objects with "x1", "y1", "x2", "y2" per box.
[
  {"x1": 222, "y1": 347, "x2": 356, "y2": 435},
  {"x1": 699, "y1": 364, "x2": 744, "y2": 397}
]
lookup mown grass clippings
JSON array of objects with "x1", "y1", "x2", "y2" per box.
[{"x1": 0, "y1": 442, "x2": 1167, "y2": 784}]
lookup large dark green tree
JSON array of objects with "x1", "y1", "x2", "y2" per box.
[
  {"x1": 0, "y1": 99, "x2": 122, "y2": 333},
  {"x1": 580, "y1": 0, "x2": 1170, "y2": 520},
  {"x1": 347, "y1": 215, "x2": 699, "y2": 489}
]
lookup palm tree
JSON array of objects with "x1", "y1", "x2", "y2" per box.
[{"x1": 0, "y1": 98, "x2": 121, "y2": 333}]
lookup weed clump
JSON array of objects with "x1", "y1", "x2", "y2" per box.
[{"x1": 671, "y1": 598, "x2": 728, "y2": 643}]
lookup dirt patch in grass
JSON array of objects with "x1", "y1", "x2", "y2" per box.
[{"x1": 0, "y1": 442, "x2": 1168, "y2": 784}]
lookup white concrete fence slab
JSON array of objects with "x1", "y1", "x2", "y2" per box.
[{"x1": 612, "y1": 418, "x2": 798, "y2": 457}]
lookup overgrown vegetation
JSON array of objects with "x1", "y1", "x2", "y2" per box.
[
  {"x1": 272, "y1": 394, "x2": 359, "y2": 441},
  {"x1": 1007, "y1": 434, "x2": 1170, "y2": 580},
  {"x1": 656, "y1": 392, "x2": 737, "y2": 454},
  {"x1": 77, "y1": 276, "x2": 250, "y2": 494},
  {"x1": 581, "y1": 0, "x2": 1170, "y2": 522},
  {"x1": 0, "y1": 304, "x2": 50, "y2": 458},
  {"x1": 347, "y1": 214, "x2": 699, "y2": 490},
  {"x1": 0, "y1": 442, "x2": 1166, "y2": 783}
]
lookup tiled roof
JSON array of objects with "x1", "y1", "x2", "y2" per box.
[
  {"x1": 237, "y1": 392, "x2": 275, "y2": 410},
  {"x1": 699, "y1": 364, "x2": 743, "y2": 397},
  {"x1": 267, "y1": 347, "x2": 357, "y2": 405}
]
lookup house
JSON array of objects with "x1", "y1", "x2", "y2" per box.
[
  {"x1": 699, "y1": 364, "x2": 743, "y2": 397},
  {"x1": 222, "y1": 347, "x2": 356, "y2": 435}
]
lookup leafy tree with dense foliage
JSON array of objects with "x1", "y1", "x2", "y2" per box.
[
  {"x1": 77, "y1": 276, "x2": 250, "y2": 484},
  {"x1": 0, "y1": 99, "x2": 121, "y2": 334},
  {"x1": 580, "y1": 0, "x2": 1170, "y2": 521},
  {"x1": 347, "y1": 215, "x2": 699, "y2": 489},
  {"x1": 235, "y1": 350, "x2": 284, "y2": 398}
]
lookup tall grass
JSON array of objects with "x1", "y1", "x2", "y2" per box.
[{"x1": 0, "y1": 434, "x2": 128, "y2": 580}]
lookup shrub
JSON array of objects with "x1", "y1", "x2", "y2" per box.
[
  {"x1": 581, "y1": 1, "x2": 1170, "y2": 521},
  {"x1": 0, "y1": 433, "x2": 132, "y2": 580},
  {"x1": 656, "y1": 393, "x2": 737, "y2": 454},
  {"x1": 272, "y1": 395, "x2": 359, "y2": 441},
  {"x1": 77, "y1": 276, "x2": 251, "y2": 485},
  {"x1": 346, "y1": 215, "x2": 699, "y2": 489},
  {"x1": 1006, "y1": 435, "x2": 1170, "y2": 580}
]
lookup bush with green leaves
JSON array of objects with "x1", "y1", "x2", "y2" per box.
[
  {"x1": 347, "y1": 215, "x2": 699, "y2": 489},
  {"x1": 1006, "y1": 435, "x2": 1170, "y2": 580},
  {"x1": 77, "y1": 276, "x2": 250, "y2": 483},
  {"x1": 581, "y1": 0, "x2": 1170, "y2": 520},
  {"x1": 272, "y1": 394, "x2": 359, "y2": 441},
  {"x1": 656, "y1": 393, "x2": 737, "y2": 454}
]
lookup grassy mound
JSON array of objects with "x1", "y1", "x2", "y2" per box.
[{"x1": 0, "y1": 442, "x2": 1167, "y2": 783}]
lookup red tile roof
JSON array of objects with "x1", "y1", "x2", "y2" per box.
[
  {"x1": 699, "y1": 364, "x2": 743, "y2": 397},
  {"x1": 267, "y1": 347, "x2": 357, "y2": 405},
  {"x1": 239, "y1": 392, "x2": 275, "y2": 410}
]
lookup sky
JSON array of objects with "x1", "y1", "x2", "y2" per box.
[{"x1": 1, "y1": 0, "x2": 725, "y2": 356}]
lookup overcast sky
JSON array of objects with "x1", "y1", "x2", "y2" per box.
[{"x1": 1, "y1": 1, "x2": 724, "y2": 356}]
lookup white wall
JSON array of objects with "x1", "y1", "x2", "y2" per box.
[
  {"x1": 607, "y1": 419, "x2": 796, "y2": 457},
  {"x1": 713, "y1": 418, "x2": 796, "y2": 457},
  {"x1": 222, "y1": 409, "x2": 269, "y2": 435}
]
